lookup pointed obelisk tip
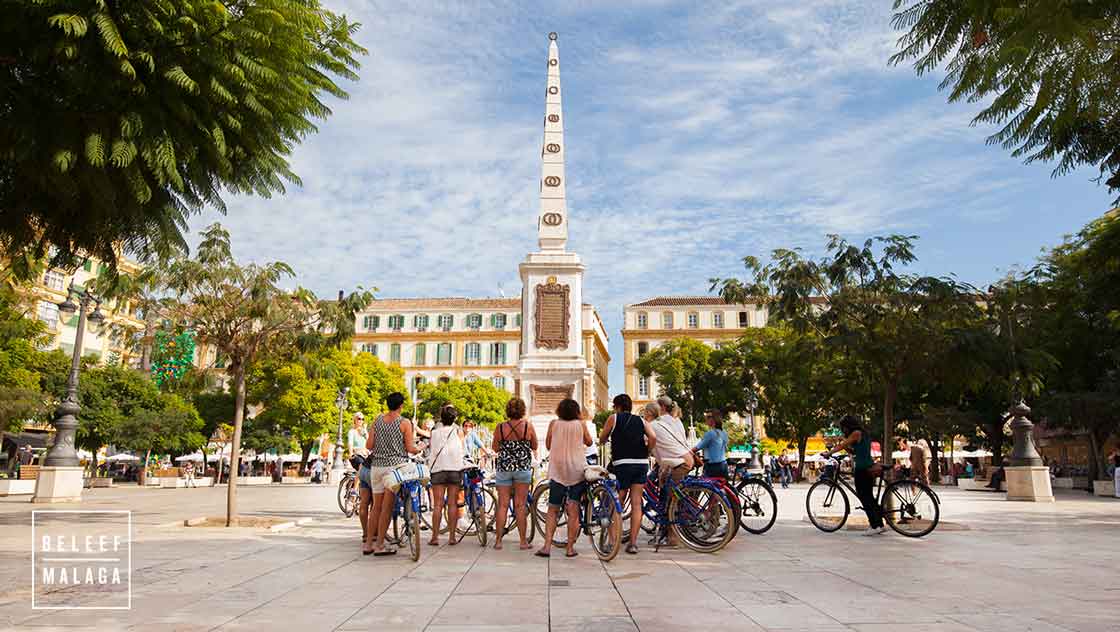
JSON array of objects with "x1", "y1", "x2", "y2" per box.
[{"x1": 548, "y1": 32, "x2": 558, "y2": 41}]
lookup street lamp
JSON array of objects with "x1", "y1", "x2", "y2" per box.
[
  {"x1": 332, "y1": 387, "x2": 350, "y2": 473},
  {"x1": 746, "y1": 393, "x2": 762, "y2": 471},
  {"x1": 34, "y1": 283, "x2": 104, "y2": 503}
]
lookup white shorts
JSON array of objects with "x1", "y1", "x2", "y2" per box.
[{"x1": 368, "y1": 466, "x2": 392, "y2": 494}]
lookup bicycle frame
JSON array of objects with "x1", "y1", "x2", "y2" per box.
[{"x1": 640, "y1": 472, "x2": 727, "y2": 533}]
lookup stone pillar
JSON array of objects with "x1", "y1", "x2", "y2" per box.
[{"x1": 1004, "y1": 402, "x2": 1054, "y2": 502}]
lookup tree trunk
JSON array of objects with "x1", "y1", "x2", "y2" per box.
[
  {"x1": 795, "y1": 435, "x2": 809, "y2": 481},
  {"x1": 882, "y1": 379, "x2": 897, "y2": 468},
  {"x1": 140, "y1": 320, "x2": 155, "y2": 373},
  {"x1": 299, "y1": 442, "x2": 313, "y2": 476},
  {"x1": 928, "y1": 432, "x2": 941, "y2": 483},
  {"x1": 1087, "y1": 430, "x2": 1102, "y2": 484},
  {"x1": 226, "y1": 364, "x2": 247, "y2": 527}
]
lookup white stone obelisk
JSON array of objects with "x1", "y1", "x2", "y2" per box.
[{"x1": 516, "y1": 33, "x2": 590, "y2": 441}]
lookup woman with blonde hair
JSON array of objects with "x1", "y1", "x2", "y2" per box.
[{"x1": 492, "y1": 397, "x2": 538, "y2": 550}]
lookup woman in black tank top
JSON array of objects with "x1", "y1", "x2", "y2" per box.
[{"x1": 597, "y1": 394, "x2": 656, "y2": 554}]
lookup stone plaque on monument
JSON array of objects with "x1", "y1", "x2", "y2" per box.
[
  {"x1": 534, "y1": 280, "x2": 570, "y2": 349},
  {"x1": 530, "y1": 384, "x2": 574, "y2": 417}
]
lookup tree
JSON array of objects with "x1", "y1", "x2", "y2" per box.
[
  {"x1": 248, "y1": 358, "x2": 335, "y2": 473},
  {"x1": 165, "y1": 223, "x2": 314, "y2": 525},
  {"x1": 92, "y1": 264, "x2": 166, "y2": 372},
  {"x1": 416, "y1": 380, "x2": 509, "y2": 428},
  {"x1": 634, "y1": 338, "x2": 752, "y2": 427},
  {"x1": 111, "y1": 392, "x2": 205, "y2": 465},
  {"x1": 890, "y1": 1, "x2": 1120, "y2": 200},
  {"x1": 0, "y1": 286, "x2": 53, "y2": 431},
  {"x1": 192, "y1": 390, "x2": 241, "y2": 476},
  {"x1": 729, "y1": 327, "x2": 844, "y2": 479},
  {"x1": 0, "y1": 0, "x2": 366, "y2": 271},
  {"x1": 1028, "y1": 210, "x2": 1120, "y2": 479},
  {"x1": 714, "y1": 235, "x2": 982, "y2": 465}
]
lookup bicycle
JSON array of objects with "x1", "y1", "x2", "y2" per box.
[
  {"x1": 626, "y1": 467, "x2": 737, "y2": 553},
  {"x1": 806, "y1": 456, "x2": 940, "y2": 537},
  {"x1": 730, "y1": 461, "x2": 778, "y2": 535},
  {"x1": 689, "y1": 458, "x2": 742, "y2": 540},
  {"x1": 451, "y1": 465, "x2": 492, "y2": 546},
  {"x1": 487, "y1": 472, "x2": 537, "y2": 545},
  {"x1": 531, "y1": 467, "x2": 623, "y2": 561},
  {"x1": 337, "y1": 470, "x2": 358, "y2": 517}
]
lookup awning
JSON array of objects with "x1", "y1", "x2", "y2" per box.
[{"x1": 1, "y1": 431, "x2": 52, "y2": 450}]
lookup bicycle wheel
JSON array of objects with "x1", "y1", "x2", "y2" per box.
[
  {"x1": 585, "y1": 485, "x2": 621, "y2": 562},
  {"x1": 735, "y1": 478, "x2": 778, "y2": 535},
  {"x1": 533, "y1": 484, "x2": 551, "y2": 537},
  {"x1": 337, "y1": 476, "x2": 352, "y2": 515},
  {"x1": 474, "y1": 488, "x2": 490, "y2": 546},
  {"x1": 722, "y1": 483, "x2": 742, "y2": 540},
  {"x1": 402, "y1": 498, "x2": 421, "y2": 562},
  {"x1": 805, "y1": 480, "x2": 849, "y2": 532},
  {"x1": 882, "y1": 479, "x2": 940, "y2": 537},
  {"x1": 668, "y1": 483, "x2": 735, "y2": 553}
]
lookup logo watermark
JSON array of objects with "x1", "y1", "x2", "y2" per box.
[{"x1": 31, "y1": 510, "x2": 131, "y2": 610}]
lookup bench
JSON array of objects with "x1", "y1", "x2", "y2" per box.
[
  {"x1": 0, "y1": 479, "x2": 36, "y2": 496},
  {"x1": 1092, "y1": 480, "x2": 1117, "y2": 498},
  {"x1": 19, "y1": 465, "x2": 40, "y2": 480}
]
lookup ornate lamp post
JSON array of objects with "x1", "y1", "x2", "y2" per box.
[
  {"x1": 746, "y1": 394, "x2": 762, "y2": 471},
  {"x1": 332, "y1": 387, "x2": 350, "y2": 473},
  {"x1": 34, "y1": 283, "x2": 104, "y2": 503}
]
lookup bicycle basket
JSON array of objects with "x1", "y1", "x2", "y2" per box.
[{"x1": 464, "y1": 467, "x2": 483, "y2": 483}]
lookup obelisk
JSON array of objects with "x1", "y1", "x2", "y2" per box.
[{"x1": 516, "y1": 33, "x2": 591, "y2": 440}]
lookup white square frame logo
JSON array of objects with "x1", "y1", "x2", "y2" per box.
[{"x1": 31, "y1": 509, "x2": 132, "y2": 610}]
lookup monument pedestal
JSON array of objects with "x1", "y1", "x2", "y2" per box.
[
  {"x1": 1005, "y1": 466, "x2": 1054, "y2": 502},
  {"x1": 32, "y1": 466, "x2": 84, "y2": 503}
]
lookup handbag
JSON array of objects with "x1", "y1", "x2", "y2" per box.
[
  {"x1": 583, "y1": 465, "x2": 610, "y2": 482},
  {"x1": 382, "y1": 461, "x2": 431, "y2": 492}
]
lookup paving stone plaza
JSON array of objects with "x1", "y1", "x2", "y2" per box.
[{"x1": 1, "y1": 483, "x2": 1116, "y2": 631}]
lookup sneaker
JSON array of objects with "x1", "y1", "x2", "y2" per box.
[{"x1": 862, "y1": 527, "x2": 886, "y2": 536}]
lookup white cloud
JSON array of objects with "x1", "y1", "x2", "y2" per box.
[{"x1": 189, "y1": 0, "x2": 1113, "y2": 395}]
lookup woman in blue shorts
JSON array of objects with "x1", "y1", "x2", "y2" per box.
[{"x1": 491, "y1": 397, "x2": 538, "y2": 550}]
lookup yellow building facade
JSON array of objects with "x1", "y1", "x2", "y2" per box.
[{"x1": 352, "y1": 297, "x2": 611, "y2": 414}]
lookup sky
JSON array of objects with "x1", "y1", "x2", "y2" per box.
[{"x1": 191, "y1": 0, "x2": 1117, "y2": 393}]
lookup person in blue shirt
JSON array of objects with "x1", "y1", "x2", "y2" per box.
[
  {"x1": 694, "y1": 409, "x2": 730, "y2": 479},
  {"x1": 462, "y1": 420, "x2": 491, "y2": 462}
]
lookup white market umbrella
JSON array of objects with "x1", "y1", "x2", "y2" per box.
[
  {"x1": 106, "y1": 453, "x2": 139, "y2": 462},
  {"x1": 175, "y1": 453, "x2": 204, "y2": 462}
]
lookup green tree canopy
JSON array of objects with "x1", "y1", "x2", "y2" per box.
[
  {"x1": 714, "y1": 234, "x2": 983, "y2": 460},
  {"x1": 729, "y1": 327, "x2": 844, "y2": 477},
  {"x1": 0, "y1": 286, "x2": 53, "y2": 431},
  {"x1": 111, "y1": 392, "x2": 205, "y2": 459},
  {"x1": 890, "y1": 1, "x2": 1120, "y2": 199},
  {"x1": 634, "y1": 337, "x2": 750, "y2": 427},
  {"x1": 0, "y1": 0, "x2": 366, "y2": 271},
  {"x1": 416, "y1": 380, "x2": 510, "y2": 428}
]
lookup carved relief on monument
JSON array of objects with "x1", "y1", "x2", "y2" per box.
[
  {"x1": 530, "y1": 384, "x2": 574, "y2": 417},
  {"x1": 534, "y1": 277, "x2": 570, "y2": 349}
]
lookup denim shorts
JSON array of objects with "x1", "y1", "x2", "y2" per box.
[
  {"x1": 494, "y1": 469, "x2": 532, "y2": 486},
  {"x1": 547, "y1": 480, "x2": 587, "y2": 507},
  {"x1": 703, "y1": 461, "x2": 729, "y2": 479},
  {"x1": 612, "y1": 463, "x2": 649, "y2": 488},
  {"x1": 358, "y1": 464, "x2": 371, "y2": 492}
]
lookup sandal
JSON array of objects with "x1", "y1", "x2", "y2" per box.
[
  {"x1": 565, "y1": 550, "x2": 578, "y2": 558},
  {"x1": 373, "y1": 548, "x2": 397, "y2": 557},
  {"x1": 625, "y1": 544, "x2": 639, "y2": 555},
  {"x1": 535, "y1": 550, "x2": 550, "y2": 558}
]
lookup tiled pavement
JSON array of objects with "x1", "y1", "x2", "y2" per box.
[{"x1": 0, "y1": 483, "x2": 1116, "y2": 631}]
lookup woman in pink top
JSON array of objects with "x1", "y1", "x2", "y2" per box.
[{"x1": 536, "y1": 398, "x2": 592, "y2": 558}]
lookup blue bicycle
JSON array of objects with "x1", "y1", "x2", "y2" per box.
[
  {"x1": 452, "y1": 466, "x2": 492, "y2": 546},
  {"x1": 388, "y1": 466, "x2": 427, "y2": 561},
  {"x1": 531, "y1": 468, "x2": 624, "y2": 561},
  {"x1": 631, "y1": 470, "x2": 736, "y2": 553}
]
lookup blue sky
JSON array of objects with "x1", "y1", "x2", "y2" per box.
[{"x1": 192, "y1": 1, "x2": 1117, "y2": 393}]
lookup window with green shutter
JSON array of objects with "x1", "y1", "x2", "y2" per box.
[
  {"x1": 388, "y1": 314, "x2": 404, "y2": 330},
  {"x1": 438, "y1": 314, "x2": 453, "y2": 330},
  {"x1": 437, "y1": 343, "x2": 452, "y2": 365},
  {"x1": 414, "y1": 314, "x2": 430, "y2": 330},
  {"x1": 465, "y1": 342, "x2": 480, "y2": 365},
  {"x1": 492, "y1": 313, "x2": 507, "y2": 329},
  {"x1": 466, "y1": 313, "x2": 482, "y2": 329},
  {"x1": 390, "y1": 343, "x2": 401, "y2": 364},
  {"x1": 489, "y1": 342, "x2": 506, "y2": 365},
  {"x1": 362, "y1": 315, "x2": 380, "y2": 331},
  {"x1": 414, "y1": 343, "x2": 426, "y2": 366}
]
